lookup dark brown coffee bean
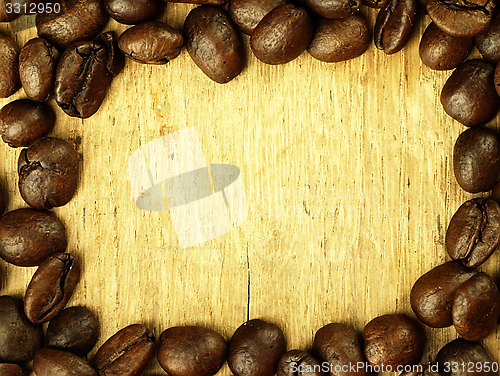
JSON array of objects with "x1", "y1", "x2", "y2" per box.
[
  {"x1": 250, "y1": 4, "x2": 313, "y2": 64},
  {"x1": 475, "y1": 11, "x2": 500, "y2": 63},
  {"x1": 374, "y1": 0, "x2": 417, "y2": 54},
  {"x1": 363, "y1": 314, "x2": 425, "y2": 367},
  {"x1": 410, "y1": 261, "x2": 478, "y2": 328},
  {"x1": 452, "y1": 272, "x2": 500, "y2": 341},
  {"x1": 105, "y1": 0, "x2": 163, "y2": 24},
  {"x1": 34, "y1": 348, "x2": 97, "y2": 376},
  {"x1": 158, "y1": 326, "x2": 226, "y2": 376},
  {"x1": 307, "y1": 15, "x2": 370, "y2": 62},
  {"x1": 18, "y1": 38, "x2": 60, "y2": 102},
  {"x1": 46, "y1": 306, "x2": 99, "y2": 357},
  {"x1": 184, "y1": 5, "x2": 245, "y2": 83},
  {"x1": 303, "y1": 0, "x2": 360, "y2": 18},
  {"x1": 446, "y1": 198, "x2": 500, "y2": 267},
  {"x1": 426, "y1": 0, "x2": 495, "y2": 37},
  {"x1": 0, "y1": 364, "x2": 29, "y2": 376},
  {"x1": 24, "y1": 253, "x2": 80, "y2": 324},
  {"x1": 18, "y1": 137, "x2": 79, "y2": 209},
  {"x1": 277, "y1": 350, "x2": 323, "y2": 376},
  {"x1": 36, "y1": 0, "x2": 109, "y2": 50},
  {"x1": 0, "y1": 208, "x2": 67, "y2": 267},
  {"x1": 228, "y1": 319, "x2": 287, "y2": 376},
  {"x1": 0, "y1": 32, "x2": 21, "y2": 99},
  {"x1": 312, "y1": 323, "x2": 369, "y2": 376},
  {"x1": 362, "y1": 0, "x2": 389, "y2": 8},
  {"x1": 419, "y1": 22, "x2": 472, "y2": 70},
  {"x1": 0, "y1": 295, "x2": 43, "y2": 363},
  {"x1": 94, "y1": 323, "x2": 156, "y2": 376},
  {"x1": 0, "y1": 99, "x2": 54, "y2": 148},
  {"x1": 453, "y1": 127, "x2": 500, "y2": 193},
  {"x1": 227, "y1": 0, "x2": 286, "y2": 35},
  {"x1": 118, "y1": 21, "x2": 183, "y2": 64}
]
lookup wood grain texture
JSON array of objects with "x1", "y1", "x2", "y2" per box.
[{"x1": 1, "y1": 4, "x2": 499, "y2": 375}]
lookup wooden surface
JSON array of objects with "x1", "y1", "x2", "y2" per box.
[{"x1": 1, "y1": 5, "x2": 500, "y2": 375}]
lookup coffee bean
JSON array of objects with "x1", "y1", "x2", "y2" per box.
[
  {"x1": 0, "y1": 99, "x2": 55, "y2": 148},
  {"x1": 307, "y1": 15, "x2": 371, "y2": 62},
  {"x1": 105, "y1": 0, "x2": 163, "y2": 24},
  {"x1": 362, "y1": 0, "x2": 389, "y2": 8},
  {"x1": 157, "y1": 326, "x2": 227, "y2": 376},
  {"x1": 18, "y1": 137, "x2": 79, "y2": 209},
  {"x1": 0, "y1": 208, "x2": 67, "y2": 267},
  {"x1": 94, "y1": 323, "x2": 156, "y2": 376},
  {"x1": 0, "y1": 364, "x2": 29, "y2": 376},
  {"x1": 475, "y1": 11, "x2": 500, "y2": 63},
  {"x1": 118, "y1": 21, "x2": 183, "y2": 64},
  {"x1": 277, "y1": 350, "x2": 323, "y2": 376},
  {"x1": 184, "y1": 5, "x2": 245, "y2": 83},
  {"x1": 227, "y1": 0, "x2": 286, "y2": 35},
  {"x1": 99, "y1": 31, "x2": 125, "y2": 77},
  {"x1": 45, "y1": 306, "x2": 99, "y2": 357},
  {"x1": 303, "y1": 0, "x2": 360, "y2": 18},
  {"x1": 18, "y1": 38, "x2": 60, "y2": 102},
  {"x1": 250, "y1": 4, "x2": 313, "y2": 64},
  {"x1": 410, "y1": 261, "x2": 478, "y2": 327},
  {"x1": 453, "y1": 127, "x2": 500, "y2": 193},
  {"x1": 0, "y1": 295, "x2": 43, "y2": 363},
  {"x1": 363, "y1": 314, "x2": 425, "y2": 367},
  {"x1": 24, "y1": 252, "x2": 81, "y2": 324},
  {"x1": 312, "y1": 323, "x2": 369, "y2": 376},
  {"x1": 228, "y1": 319, "x2": 287, "y2": 376},
  {"x1": 34, "y1": 348, "x2": 97, "y2": 376},
  {"x1": 0, "y1": 32, "x2": 21, "y2": 99},
  {"x1": 419, "y1": 22, "x2": 472, "y2": 70}
]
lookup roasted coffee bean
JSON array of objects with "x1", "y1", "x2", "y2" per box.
[
  {"x1": 0, "y1": 99, "x2": 54, "y2": 148},
  {"x1": 0, "y1": 364, "x2": 29, "y2": 376},
  {"x1": 94, "y1": 323, "x2": 155, "y2": 376},
  {"x1": 362, "y1": 0, "x2": 389, "y2": 8},
  {"x1": 18, "y1": 38, "x2": 60, "y2": 102},
  {"x1": 363, "y1": 314, "x2": 425, "y2": 367},
  {"x1": 104, "y1": 0, "x2": 163, "y2": 24},
  {"x1": 0, "y1": 32, "x2": 21, "y2": 99},
  {"x1": 452, "y1": 272, "x2": 500, "y2": 341},
  {"x1": 46, "y1": 306, "x2": 99, "y2": 357},
  {"x1": 307, "y1": 15, "x2": 370, "y2": 62},
  {"x1": 227, "y1": 0, "x2": 286, "y2": 35},
  {"x1": 0, "y1": 295, "x2": 43, "y2": 363},
  {"x1": 277, "y1": 350, "x2": 323, "y2": 376},
  {"x1": 453, "y1": 127, "x2": 500, "y2": 193},
  {"x1": 184, "y1": 5, "x2": 245, "y2": 83},
  {"x1": 419, "y1": 22, "x2": 472, "y2": 70},
  {"x1": 312, "y1": 323, "x2": 369, "y2": 376},
  {"x1": 410, "y1": 261, "x2": 477, "y2": 328},
  {"x1": 303, "y1": 0, "x2": 360, "y2": 18},
  {"x1": 374, "y1": 0, "x2": 417, "y2": 54},
  {"x1": 0, "y1": 208, "x2": 67, "y2": 266},
  {"x1": 118, "y1": 21, "x2": 183, "y2": 64},
  {"x1": 18, "y1": 137, "x2": 79, "y2": 209},
  {"x1": 475, "y1": 11, "x2": 500, "y2": 63},
  {"x1": 441, "y1": 59, "x2": 498, "y2": 126},
  {"x1": 446, "y1": 198, "x2": 500, "y2": 267},
  {"x1": 228, "y1": 319, "x2": 287, "y2": 376},
  {"x1": 24, "y1": 253, "x2": 80, "y2": 324},
  {"x1": 34, "y1": 348, "x2": 97, "y2": 376},
  {"x1": 426, "y1": 0, "x2": 495, "y2": 37},
  {"x1": 36, "y1": 0, "x2": 109, "y2": 50},
  {"x1": 250, "y1": 4, "x2": 313, "y2": 64},
  {"x1": 157, "y1": 326, "x2": 227, "y2": 376}
]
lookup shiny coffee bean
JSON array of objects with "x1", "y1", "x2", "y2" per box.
[
  {"x1": 104, "y1": 0, "x2": 163, "y2": 24},
  {"x1": 46, "y1": 306, "x2": 99, "y2": 357},
  {"x1": 419, "y1": 22, "x2": 472, "y2": 70},
  {"x1": 251, "y1": 4, "x2": 313, "y2": 64},
  {"x1": 374, "y1": 0, "x2": 417, "y2": 54},
  {"x1": 228, "y1": 319, "x2": 287, "y2": 376},
  {"x1": 18, "y1": 137, "x2": 79, "y2": 209},
  {"x1": 0, "y1": 208, "x2": 67, "y2": 267},
  {"x1": 0, "y1": 364, "x2": 29, "y2": 376},
  {"x1": 446, "y1": 198, "x2": 500, "y2": 267},
  {"x1": 227, "y1": 0, "x2": 286, "y2": 35},
  {"x1": 452, "y1": 272, "x2": 500, "y2": 341},
  {"x1": 36, "y1": 0, "x2": 109, "y2": 50},
  {"x1": 118, "y1": 21, "x2": 183, "y2": 64},
  {"x1": 0, "y1": 32, "x2": 21, "y2": 99},
  {"x1": 184, "y1": 5, "x2": 245, "y2": 83},
  {"x1": 277, "y1": 350, "x2": 323, "y2": 376},
  {"x1": 362, "y1": 0, "x2": 389, "y2": 8},
  {"x1": 18, "y1": 38, "x2": 60, "y2": 102},
  {"x1": 0, "y1": 99, "x2": 54, "y2": 148},
  {"x1": 94, "y1": 323, "x2": 156, "y2": 376},
  {"x1": 303, "y1": 0, "x2": 360, "y2": 18},
  {"x1": 312, "y1": 323, "x2": 369, "y2": 376},
  {"x1": 453, "y1": 127, "x2": 500, "y2": 193},
  {"x1": 475, "y1": 11, "x2": 500, "y2": 63},
  {"x1": 363, "y1": 314, "x2": 425, "y2": 367},
  {"x1": 157, "y1": 326, "x2": 227, "y2": 376},
  {"x1": 24, "y1": 253, "x2": 81, "y2": 324},
  {"x1": 307, "y1": 15, "x2": 370, "y2": 62},
  {"x1": 0, "y1": 295, "x2": 43, "y2": 363},
  {"x1": 34, "y1": 348, "x2": 97, "y2": 376}
]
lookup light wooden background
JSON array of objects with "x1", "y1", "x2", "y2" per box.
[{"x1": 1, "y1": 4, "x2": 500, "y2": 375}]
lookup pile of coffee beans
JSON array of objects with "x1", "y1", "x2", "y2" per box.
[{"x1": 1, "y1": 0, "x2": 500, "y2": 374}]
